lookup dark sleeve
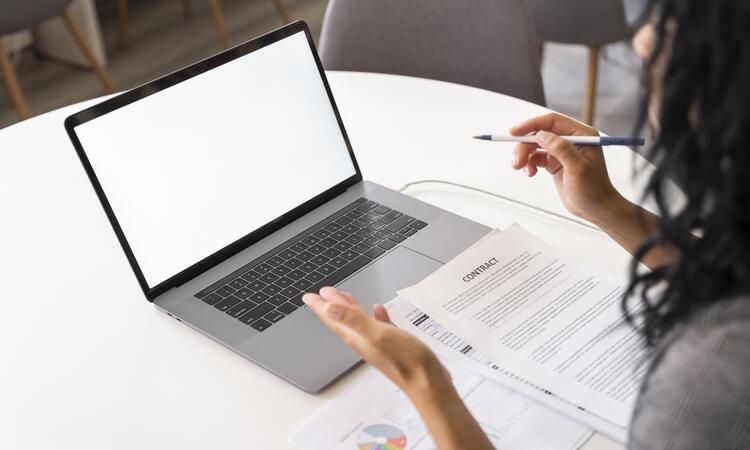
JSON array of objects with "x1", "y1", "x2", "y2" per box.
[{"x1": 628, "y1": 323, "x2": 750, "y2": 450}]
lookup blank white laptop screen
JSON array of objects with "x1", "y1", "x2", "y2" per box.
[{"x1": 74, "y1": 31, "x2": 357, "y2": 288}]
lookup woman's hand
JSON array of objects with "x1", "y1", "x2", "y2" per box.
[
  {"x1": 302, "y1": 287, "x2": 451, "y2": 396},
  {"x1": 509, "y1": 113, "x2": 626, "y2": 223}
]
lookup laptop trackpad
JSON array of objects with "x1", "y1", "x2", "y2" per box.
[{"x1": 336, "y1": 246, "x2": 443, "y2": 308}]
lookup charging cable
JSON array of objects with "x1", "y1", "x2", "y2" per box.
[{"x1": 397, "y1": 179, "x2": 604, "y2": 234}]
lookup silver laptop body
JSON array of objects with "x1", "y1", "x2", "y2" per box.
[{"x1": 65, "y1": 21, "x2": 489, "y2": 392}]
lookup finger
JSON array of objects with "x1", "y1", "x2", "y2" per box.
[
  {"x1": 512, "y1": 142, "x2": 538, "y2": 170},
  {"x1": 530, "y1": 150, "x2": 563, "y2": 175},
  {"x1": 536, "y1": 131, "x2": 585, "y2": 170},
  {"x1": 525, "y1": 155, "x2": 538, "y2": 177},
  {"x1": 373, "y1": 304, "x2": 392, "y2": 324},
  {"x1": 510, "y1": 112, "x2": 596, "y2": 137},
  {"x1": 319, "y1": 286, "x2": 353, "y2": 306}
]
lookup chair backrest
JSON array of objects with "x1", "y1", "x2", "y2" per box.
[
  {"x1": 0, "y1": 0, "x2": 72, "y2": 36},
  {"x1": 319, "y1": 0, "x2": 546, "y2": 105},
  {"x1": 526, "y1": 0, "x2": 631, "y2": 45}
]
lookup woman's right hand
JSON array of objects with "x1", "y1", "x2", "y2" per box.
[{"x1": 509, "y1": 113, "x2": 625, "y2": 223}]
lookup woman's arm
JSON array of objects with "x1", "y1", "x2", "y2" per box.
[
  {"x1": 303, "y1": 287, "x2": 494, "y2": 450},
  {"x1": 510, "y1": 113, "x2": 678, "y2": 270}
]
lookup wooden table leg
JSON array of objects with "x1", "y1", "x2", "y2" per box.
[
  {"x1": 60, "y1": 10, "x2": 116, "y2": 94},
  {"x1": 209, "y1": 0, "x2": 231, "y2": 49},
  {"x1": 583, "y1": 45, "x2": 600, "y2": 126},
  {"x1": 116, "y1": 0, "x2": 128, "y2": 49},
  {"x1": 271, "y1": 0, "x2": 291, "y2": 23},
  {"x1": 0, "y1": 40, "x2": 29, "y2": 120}
]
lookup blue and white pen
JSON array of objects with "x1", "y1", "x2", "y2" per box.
[{"x1": 472, "y1": 134, "x2": 645, "y2": 147}]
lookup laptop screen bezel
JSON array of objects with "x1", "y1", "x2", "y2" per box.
[{"x1": 64, "y1": 21, "x2": 363, "y2": 301}]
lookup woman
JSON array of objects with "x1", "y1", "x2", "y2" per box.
[{"x1": 302, "y1": 0, "x2": 750, "y2": 448}]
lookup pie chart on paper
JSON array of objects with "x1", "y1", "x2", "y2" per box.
[{"x1": 356, "y1": 423, "x2": 407, "y2": 450}]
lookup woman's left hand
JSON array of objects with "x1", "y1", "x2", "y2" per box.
[{"x1": 302, "y1": 287, "x2": 451, "y2": 396}]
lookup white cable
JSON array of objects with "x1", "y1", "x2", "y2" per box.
[{"x1": 397, "y1": 179, "x2": 604, "y2": 234}]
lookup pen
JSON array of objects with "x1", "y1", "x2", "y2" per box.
[{"x1": 472, "y1": 135, "x2": 645, "y2": 147}]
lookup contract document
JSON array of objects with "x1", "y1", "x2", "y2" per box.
[
  {"x1": 291, "y1": 355, "x2": 591, "y2": 450},
  {"x1": 397, "y1": 225, "x2": 647, "y2": 435}
]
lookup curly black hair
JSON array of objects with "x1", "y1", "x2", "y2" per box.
[{"x1": 624, "y1": 0, "x2": 750, "y2": 346}]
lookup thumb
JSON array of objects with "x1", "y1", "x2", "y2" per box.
[{"x1": 536, "y1": 131, "x2": 583, "y2": 170}]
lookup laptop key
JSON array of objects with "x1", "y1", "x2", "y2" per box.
[
  {"x1": 275, "y1": 276, "x2": 294, "y2": 288},
  {"x1": 323, "y1": 222, "x2": 342, "y2": 232},
  {"x1": 278, "y1": 249, "x2": 296, "y2": 259},
  {"x1": 340, "y1": 250, "x2": 359, "y2": 260},
  {"x1": 267, "y1": 294, "x2": 287, "y2": 306},
  {"x1": 290, "y1": 242, "x2": 308, "y2": 252},
  {"x1": 249, "y1": 292, "x2": 270, "y2": 303},
  {"x1": 264, "y1": 310, "x2": 285, "y2": 323},
  {"x1": 364, "y1": 236, "x2": 381, "y2": 246},
  {"x1": 367, "y1": 222, "x2": 385, "y2": 231},
  {"x1": 216, "y1": 286, "x2": 235, "y2": 297},
  {"x1": 312, "y1": 229, "x2": 330, "y2": 239},
  {"x1": 280, "y1": 287, "x2": 301, "y2": 298},
  {"x1": 378, "y1": 239, "x2": 397, "y2": 250},
  {"x1": 306, "y1": 271, "x2": 324, "y2": 282},
  {"x1": 285, "y1": 258, "x2": 303, "y2": 268},
  {"x1": 389, "y1": 233, "x2": 406, "y2": 243},
  {"x1": 293, "y1": 279, "x2": 313, "y2": 290},
  {"x1": 342, "y1": 224, "x2": 358, "y2": 234},
  {"x1": 293, "y1": 255, "x2": 372, "y2": 305},
  {"x1": 202, "y1": 293, "x2": 222, "y2": 305},
  {"x1": 402, "y1": 227, "x2": 418, "y2": 236},
  {"x1": 311, "y1": 255, "x2": 329, "y2": 265},
  {"x1": 234, "y1": 287, "x2": 252, "y2": 299},
  {"x1": 355, "y1": 228, "x2": 375, "y2": 238},
  {"x1": 228, "y1": 278, "x2": 247, "y2": 289},
  {"x1": 322, "y1": 248, "x2": 339, "y2": 258},
  {"x1": 254, "y1": 263, "x2": 273, "y2": 274},
  {"x1": 333, "y1": 241, "x2": 352, "y2": 251},
  {"x1": 373, "y1": 205, "x2": 391, "y2": 214},
  {"x1": 296, "y1": 251, "x2": 314, "y2": 261},
  {"x1": 308, "y1": 244, "x2": 326, "y2": 254},
  {"x1": 215, "y1": 295, "x2": 241, "y2": 312},
  {"x1": 247, "y1": 280, "x2": 267, "y2": 291},
  {"x1": 378, "y1": 210, "x2": 403, "y2": 224},
  {"x1": 329, "y1": 257, "x2": 348, "y2": 268},
  {"x1": 287, "y1": 269, "x2": 306, "y2": 280},
  {"x1": 250, "y1": 318, "x2": 272, "y2": 331},
  {"x1": 331, "y1": 231, "x2": 348, "y2": 240},
  {"x1": 301, "y1": 235, "x2": 319, "y2": 246},
  {"x1": 277, "y1": 302, "x2": 298, "y2": 315},
  {"x1": 317, "y1": 264, "x2": 336, "y2": 275},
  {"x1": 345, "y1": 234, "x2": 363, "y2": 244},
  {"x1": 262, "y1": 284, "x2": 281, "y2": 296},
  {"x1": 352, "y1": 218, "x2": 369, "y2": 228},
  {"x1": 271, "y1": 265, "x2": 291, "y2": 276},
  {"x1": 239, "y1": 302, "x2": 274, "y2": 324},
  {"x1": 335, "y1": 216, "x2": 352, "y2": 225},
  {"x1": 375, "y1": 230, "x2": 392, "y2": 239},
  {"x1": 241, "y1": 270, "x2": 260, "y2": 282},
  {"x1": 319, "y1": 237, "x2": 336, "y2": 247},
  {"x1": 411, "y1": 220, "x2": 428, "y2": 229},
  {"x1": 260, "y1": 272, "x2": 279, "y2": 284},
  {"x1": 352, "y1": 243, "x2": 371, "y2": 253},
  {"x1": 357, "y1": 200, "x2": 379, "y2": 212},
  {"x1": 227, "y1": 300, "x2": 255, "y2": 318},
  {"x1": 385, "y1": 215, "x2": 414, "y2": 233},
  {"x1": 299, "y1": 262, "x2": 318, "y2": 273},
  {"x1": 266, "y1": 255, "x2": 285, "y2": 267},
  {"x1": 364, "y1": 247, "x2": 386, "y2": 259}
]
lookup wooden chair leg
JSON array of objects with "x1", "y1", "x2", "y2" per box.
[
  {"x1": 60, "y1": 10, "x2": 116, "y2": 94},
  {"x1": 209, "y1": 0, "x2": 231, "y2": 49},
  {"x1": 181, "y1": 0, "x2": 192, "y2": 18},
  {"x1": 0, "y1": 40, "x2": 29, "y2": 119},
  {"x1": 116, "y1": 0, "x2": 128, "y2": 49},
  {"x1": 583, "y1": 45, "x2": 600, "y2": 126},
  {"x1": 270, "y1": 0, "x2": 291, "y2": 23}
]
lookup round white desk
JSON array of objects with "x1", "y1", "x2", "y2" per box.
[{"x1": 0, "y1": 72, "x2": 645, "y2": 449}]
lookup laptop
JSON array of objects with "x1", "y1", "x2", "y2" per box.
[{"x1": 64, "y1": 21, "x2": 489, "y2": 393}]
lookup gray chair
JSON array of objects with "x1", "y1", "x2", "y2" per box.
[
  {"x1": 0, "y1": 0, "x2": 115, "y2": 120},
  {"x1": 319, "y1": 0, "x2": 546, "y2": 105},
  {"x1": 527, "y1": 0, "x2": 647, "y2": 124}
]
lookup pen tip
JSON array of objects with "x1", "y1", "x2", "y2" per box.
[
  {"x1": 472, "y1": 135, "x2": 481, "y2": 140},
  {"x1": 473, "y1": 135, "x2": 491, "y2": 141}
]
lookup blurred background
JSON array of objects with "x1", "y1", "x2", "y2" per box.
[{"x1": 0, "y1": 0, "x2": 644, "y2": 135}]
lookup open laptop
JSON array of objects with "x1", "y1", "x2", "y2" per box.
[{"x1": 65, "y1": 21, "x2": 489, "y2": 392}]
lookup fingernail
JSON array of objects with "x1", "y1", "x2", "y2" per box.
[
  {"x1": 524, "y1": 166, "x2": 530, "y2": 176},
  {"x1": 327, "y1": 305, "x2": 343, "y2": 321},
  {"x1": 302, "y1": 293, "x2": 313, "y2": 305},
  {"x1": 537, "y1": 130, "x2": 552, "y2": 144},
  {"x1": 511, "y1": 153, "x2": 518, "y2": 167}
]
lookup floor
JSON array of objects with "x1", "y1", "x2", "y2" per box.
[{"x1": 0, "y1": 0, "x2": 643, "y2": 136}]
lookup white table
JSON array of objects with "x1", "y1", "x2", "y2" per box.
[{"x1": 0, "y1": 71, "x2": 648, "y2": 450}]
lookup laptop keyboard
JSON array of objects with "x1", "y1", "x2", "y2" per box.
[{"x1": 194, "y1": 198, "x2": 428, "y2": 332}]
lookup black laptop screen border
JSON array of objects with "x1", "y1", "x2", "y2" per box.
[{"x1": 64, "y1": 21, "x2": 363, "y2": 301}]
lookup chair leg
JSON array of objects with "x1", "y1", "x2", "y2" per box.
[
  {"x1": 116, "y1": 0, "x2": 128, "y2": 49},
  {"x1": 0, "y1": 40, "x2": 29, "y2": 119},
  {"x1": 583, "y1": 45, "x2": 600, "y2": 126},
  {"x1": 181, "y1": 0, "x2": 192, "y2": 17},
  {"x1": 537, "y1": 40, "x2": 544, "y2": 65},
  {"x1": 60, "y1": 10, "x2": 116, "y2": 94},
  {"x1": 209, "y1": 0, "x2": 231, "y2": 49},
  {"x1": 270, "y1": 0, "x2": 291, "y2": 23}
]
